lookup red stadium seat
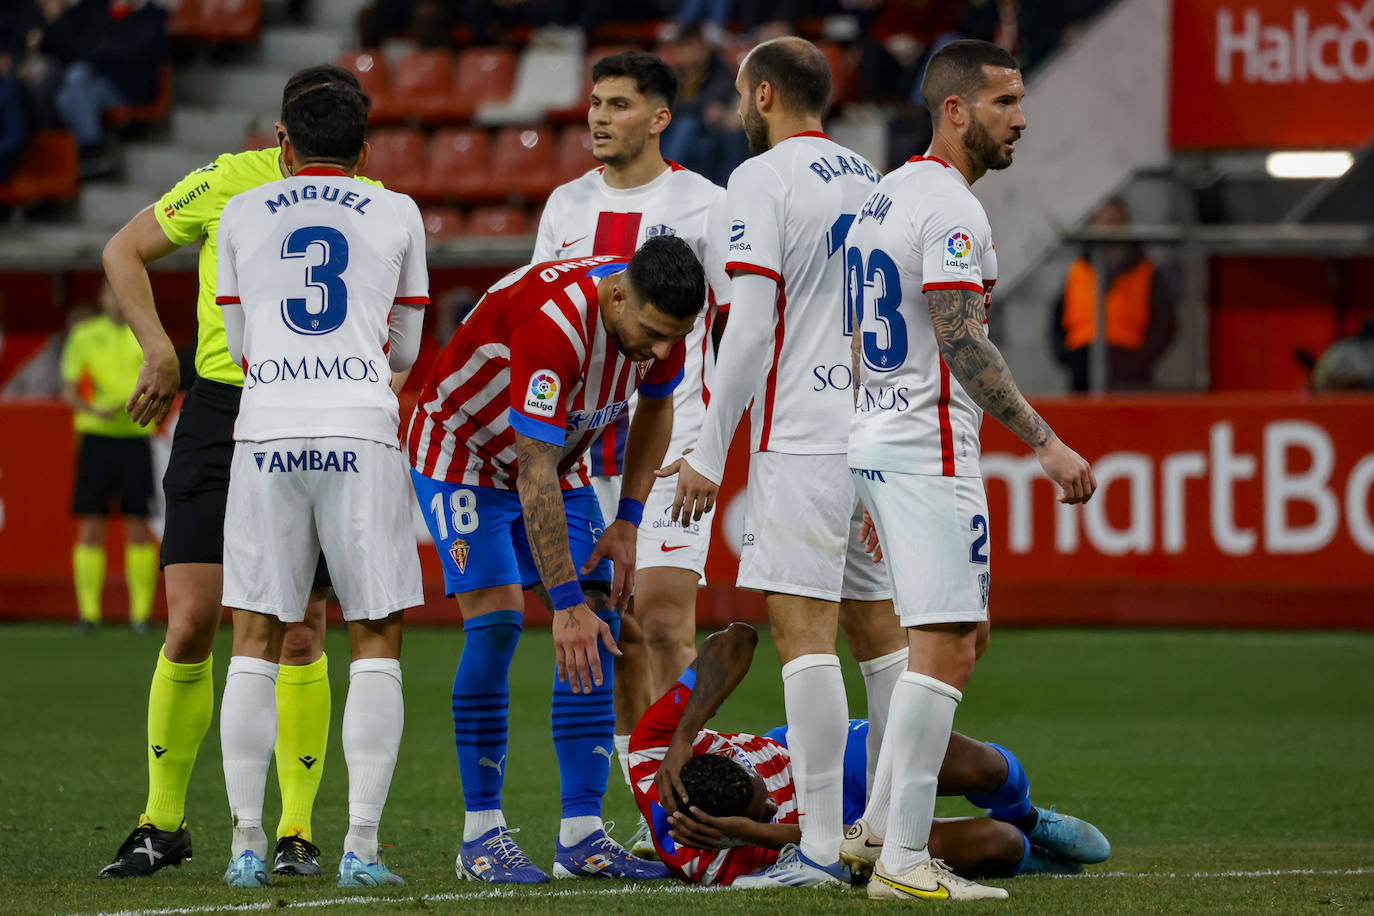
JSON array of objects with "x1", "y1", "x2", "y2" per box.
[
  {"x1": 336, "y1": 50, "x2": 392, "y2": 118},
  {"x1": 167, "y1": 0, "x2": 202, "y2": 38},
  {"x1": 426, "y1": 128, "x2": 497, "y2": 203},
  {"x1": 816, "y1": 41, "x2": 855, "y2": 106},
  {"x1": 553, "y1": 126, "x2": 595, "y2": 186},
  {"x1": 0, "y1": 132, "x2": 79, "y2": 207},
  {"x1": 363, "y1": 128, "x2": 429, "y2": 198},
  {"x1": 465, "y1": 205, "x2": 530, "y2": 237},
  {"x1": 421, "y1": 207, "x2": 465, "y2": 241},
  {"x1": 383, "y1": 50, "x2": 458, "y2": 123},
  {"x1": 490, "y1": 127, "x2": 555, "y2": 200},
  {"x1": 104, "y1": 66, "x2": 172, "y2": 127},
  {"x1": 450, "y1": 47, "x2": 517, "y2": 120},
  {"x1": 241, "y1": 128, "x2": 275, "y2": 151},
  {"x1": 197, "y1": 0, "x2": 261, "y2": 42}
]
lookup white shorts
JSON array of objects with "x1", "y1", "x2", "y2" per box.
[
  {"x1": 223, "y1": 437, "x2": 424, "y2": 622},
  {"x1": 852, "y1": 470, "x2": 990, "y2": 627},
  {"x1": 637, "y1": 472, "x2": 712, "y2": 580},
  {"x1": 590, "y1": 474, "x2": 620, "y2": 530},
  {"x1": 736, "y1": 452, "x2": 890, "y2": 603}
]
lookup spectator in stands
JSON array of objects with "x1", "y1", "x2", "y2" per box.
[
  {"x1": 658, "y1": 24, "x2": 746, "y2": 186},
  {"x1": 1312, "y1": 316, "x2": 1374, "y2": 392},
  {"x1": 0, "y1": 51, "x2": 30, "y2": 183},
  {"x1": 47, "y1": 0, "x2": 168, "y2": 173},
  {"x1": 1049, "y1": 197, "x2": 1177, "y2": 392}
]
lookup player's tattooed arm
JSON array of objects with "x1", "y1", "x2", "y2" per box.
[
  {"x1": 514, "y1": 432, "x2": 580, "y2": 591},
  {"x1": 925, "y1": 288, "x2": 1054, "y2": 450},
  {"x1": 656, "y1": 624, "x2": 759, "y2": 813}
]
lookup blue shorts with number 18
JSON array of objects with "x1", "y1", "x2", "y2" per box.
[{"x1": 409, "y1": 468, "x2": 615, "y2": 596}]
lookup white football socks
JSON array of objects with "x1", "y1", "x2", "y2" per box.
[
  {"x1": 221, "y1": 655, "x2": 279, "y2": 859},
  {"x1": 464, "y1": 808, "x2": 508, "y2": 842},
  {"x1": 343, "y1": 657, "x2": 403, "y2": 862},
  {"x1": 858, "y1": 648, "x2": 906, "y2": 803},
  {"x1": 614, "y1": 733, "x2": 632, "y2": 786},
  {"x1": 559, "y1": 815, "x2": 604, "y2": 847},
  {"x1": 881, "y1": 671, "x2": 962, "y2": 875},
  {"x1": 781, "y1": 653, "x2": 848, "y2": 865}
]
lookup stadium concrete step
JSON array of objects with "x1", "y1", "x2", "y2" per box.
[
  {"x1": 175, "y1": 65, "x2": 298, "y2": 110},
  {"x1": 77, "y1": 183, "x2": 161, "y2": 230},
  {"x1": 255, "y1": 27, "x2": 346, "y2": 69},
  {"x1": 121, "y1": 143, "x2": 224, "y2": 191},
  {"x1": 169, "y1": 107, "x2": 262, "y2": 155}
]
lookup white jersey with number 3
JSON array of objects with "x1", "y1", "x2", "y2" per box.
[
  {"x1": 845, "y1": 155, "x2": 998, "y2": 478},
  {"x1": 216, "y1": 171, "x2": 429, "y2": 445},
  {"x1": 723, "y1": 131, "x2": 881, "y2": 454}
]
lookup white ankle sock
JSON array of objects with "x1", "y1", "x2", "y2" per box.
[
  {"x1": 463, "y1": 808, "x2": 507, "y2": 842},
  {"x1": 881, "y1": 671, "x2": 961, "y2": 875},
  {"x1": 222, "y1": 655, "x2": 278, "y2": 858},
  {"x1": 559, "y1": 815, "x2": 603, "y2": 846},
  {"x1": 614, "y1": 733, "x2": 632, "y2": 786},
  {"x1": 343, "y1": 658, "x2": 403, "y2": 862},
  {"x1": 859, "y1": 649, "x2": 906, "y2": 798},
  {"x1": 781, "y1": 653, "x2": 847, "y2": 865}
]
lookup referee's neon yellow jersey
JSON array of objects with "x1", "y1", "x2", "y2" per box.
[
  {"x1": 152, "y1": 148, "x2": 384, "y2": 387},
  {"x1": 61, "y1": 313, "x2": 150, "y2": 438}
]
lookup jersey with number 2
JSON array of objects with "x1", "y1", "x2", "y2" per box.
[
  {"x1": 845, "y1": 155, "x2": 998, "y2": 478},
  {"x1": 216, "y1": 171, "x2": 429, "y2": 445}
]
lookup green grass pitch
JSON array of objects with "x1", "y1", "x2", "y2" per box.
[{"x1": 1, "y1": 623, "x2": 1372, "y2": 914}]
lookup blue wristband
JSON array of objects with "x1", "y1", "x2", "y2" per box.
[
  {"x1": 616, "y1": 497, "x2": 644, "y2": 528},
  {"x1": 549, "y1": 580, "x2": 585, "y2": 611}
]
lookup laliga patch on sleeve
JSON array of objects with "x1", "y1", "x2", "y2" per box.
[
  {"x1": 942, "y1": 227, "x2": 975, "y2": 274},
  {"x1": 524, "y1": 370, "x2": 561, "y2": 417}
]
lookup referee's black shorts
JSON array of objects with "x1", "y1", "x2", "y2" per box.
[
  {"x1": 160, "y1": 378, "x2": 331, "y2": 590},
  {"x1": 71, "y1": 433, "x2": 154, "y2": 517}
]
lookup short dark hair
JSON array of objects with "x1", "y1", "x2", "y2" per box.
[
  {"x1": 920, "y1": 40, "x2": 1020, "y2": 122},
  {"x1": 592, "y1": 51, "x2": 678, "y2": 109},
  {"x1": 283, "y1": 83, "x2": 369, "y2": 167},
  {"x1": 680, "y1": 753, "x2": 754, "y2": 818},
  {"x1": 742, "y1": 37, "x2": 830, "y2": 116},
  {"x1": 626, "y1": 235, "x2": 705, "y2": 321},
  {"x1": 281, "y1": 63, "x2": 369, "y2": 121}
]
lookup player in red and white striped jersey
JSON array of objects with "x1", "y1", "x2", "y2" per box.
[
  {"x1": 531, "y1": 51, "x2": 732, "y2": 851},
  {"x1": 630, "y1": 624, "x2": 1100, "y2": 887},
  {"x1": 658, "y1": 37, "x2": 900, "y2": 888},
  {"x1": 406, "y1": 238, "x2": 706, "y2": 882}
]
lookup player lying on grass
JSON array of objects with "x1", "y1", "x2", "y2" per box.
[{"x1": 629, "y1": 623, "x2": 1110, "y2": 886}]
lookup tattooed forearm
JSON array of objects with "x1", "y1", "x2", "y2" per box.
[
  {"x1": 925, "y1": 288, "x2": 1054, "y2": 449},
  {"x1": 515, "y1": 433, "x2": 580, "y2": 589}
]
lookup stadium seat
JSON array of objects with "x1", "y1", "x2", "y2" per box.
[
  {"x1": 363, "y1": 128, "x2": 429, "y2": 197},
  {"x1": 421, "y1": 207, "x2": 465, "y2": 241},
  {"x1": 553, "y1": 127, "x2": 595, "y2": 186},
  {"x1": 166, "y1": 0, "x2": 202, "y2": 38},
  {"x1": 336, "y1": 50, "x2": 392, "y2": 118},
  {"x1": 491, "y1": 127, "x2": 556, "y2": 199},
  {"x1": 241, "y1": 129, "x2": 275, "y2": 151},
  {"x1": 197, "y1": 0, "x2": 262, "y2": 42},
  {"x1": 382, "y1": 49, "x2": 458, "y2": 123},
  {"x1": 465, "y1": 205, "x2": 530, "y2": 237},
  {"x1": 547, "y1": 45, "x2": 632, "y2": 123},
  {"x1": 817, "y1": 41, "x2": 855, "y2": 106},
  {"x1": 425, "y1": 128, "x2": 497, "y2": 203},
  {"x1": 0, "y1": 132, "x2": 79, "y2": 207},
  {"x1": 104, "y1": 66, "x2": 172, "y2": 127},
  {"x1": 450, "y1": 47, "x2": 517, "y2": 121}
]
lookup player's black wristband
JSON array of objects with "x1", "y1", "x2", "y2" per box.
[
  {"x1": 549, "y1": 580, "x2": 584, "y2": 610},
  {"x1": 616, "y1": 497, "x2": 644, "y2": 528}
]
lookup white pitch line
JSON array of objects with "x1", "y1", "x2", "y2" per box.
[{"x1": 73, "y1": 868, "x2": 1374, "y2": 916}]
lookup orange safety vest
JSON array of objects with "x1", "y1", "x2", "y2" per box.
[{"x1": 1062, "y1": 257, "x2": 1154, "y2": 351}]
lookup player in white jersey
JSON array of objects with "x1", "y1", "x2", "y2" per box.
[
  {"x1": 532, "y1": 51, "x2": 731, "y2": 849},
  {"x1": 213, "y1": 84, "x2": 427, "y2": 890},
  {"x1": 658, "y1": 37, "x2": 904, "y2": 888},
  {"x1": 839, "y1": 40, "x2": 1097, "y2": 902}
]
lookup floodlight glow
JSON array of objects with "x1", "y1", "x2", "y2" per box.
[{"x1": 1265, "y1": 151, "x2": 1354, "y2": 179}]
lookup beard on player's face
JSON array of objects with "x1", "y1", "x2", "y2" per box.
[
  {"x1": 593, "y1": 129, "x2": 650, "y2": 169},
  {"x1": 741, "y1": 98, "x2": 769, "y2": 155},
  {"x1": 963, "y1": 109, "x2": 1017, "y2": 172}
]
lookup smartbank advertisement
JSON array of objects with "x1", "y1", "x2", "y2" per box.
[{"x1": 0, "y1": 396, "x2": 1371, "y2": 626}]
